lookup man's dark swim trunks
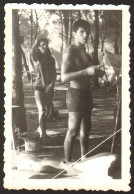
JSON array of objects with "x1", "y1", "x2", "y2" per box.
[{"x1": 66, "y1": 87, "x2": 93, "y2": 112}]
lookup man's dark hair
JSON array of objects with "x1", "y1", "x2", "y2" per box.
[
  {"x1": 31, "y1": 38, "x2": 50, "y2": 61},
  {"x1": 37, "y1": 38, "x2": 49, "y2": 46},
  {"x1": 72, "y1": 19, "x2": 90, "y2": 33}
]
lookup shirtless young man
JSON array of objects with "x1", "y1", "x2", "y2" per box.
[{"x1": 61, "y1": 20, "x2": 101, "y2": 162}]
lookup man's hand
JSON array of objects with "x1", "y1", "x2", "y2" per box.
[
  {"x1": 45, "y1": 85, "x2": 53, "y2": 94},
  {"x1": 86, "y1": 66, "x2": 96, "y2": 75},
  {"x1": 86, "y1": 66, "x2": 105, "y2": 77},
  {"x1": 94, "y1": 66, "x2": 105, "y2": 78}
]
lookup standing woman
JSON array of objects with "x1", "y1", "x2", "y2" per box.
[{"x1": 30, "y1": 38, "x2": 56, "y2": 138}]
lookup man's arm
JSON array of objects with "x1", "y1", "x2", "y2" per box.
[
  {"x1": 29, "y1": 52, "x2": 35, "y2": 72},
  {"x1": 30, "y1": 39, "x2": 38, "y2": 62},
  {"x1": 21, "y1": 48, "x2": 31, "y2": 81},
  {"x1": 30, "y1": 39, "x2": 39, "y2": 73},
  {"x1": 61, "y1": 49, "x2": 95, "y2": 83}
]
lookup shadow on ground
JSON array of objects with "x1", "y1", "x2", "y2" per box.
[{"x1": 12, "y1": 80, "x2": 121, "y2": 180}]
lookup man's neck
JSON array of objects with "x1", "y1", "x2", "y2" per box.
[
  {"x1": 75, "y1": 44, "x2": 86, "y2": 51},
  {"x1": 74, "y1": 42, "x2": 85, "y2": 50}
]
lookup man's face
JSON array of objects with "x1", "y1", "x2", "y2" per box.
[
  {"x1": 73, "y1": 27, "x2": 89, "y2": 45},
  {"x1": 38, "y1": 41, "x2": 48, "y2": 54}
]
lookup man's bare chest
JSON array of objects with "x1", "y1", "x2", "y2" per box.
[{"x1": 73, "y1": 50, "x2": 90, "y2": 70}]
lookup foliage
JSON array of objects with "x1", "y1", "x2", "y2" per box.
[{"x1": 18, "y1": 9, "x2": 122, "y2": 55}]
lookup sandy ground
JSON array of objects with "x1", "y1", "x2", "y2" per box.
[{"x1": 11, "y1": 79, "x2": 121, "y2": 180}]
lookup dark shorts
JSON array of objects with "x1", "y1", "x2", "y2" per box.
[
  {"x1": 66, "y1": 87, "x2": 93, "y2": 112},
  {"x1": 34, "y1": 86, "x2": 45, "y2": 91},
  {"x1": 35, "y1": 86, "x2": 54, "y2": 106}
]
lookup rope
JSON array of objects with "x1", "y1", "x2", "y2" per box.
[{"x1": 52, "y1": 128, "x2": 121, "y2": 179}]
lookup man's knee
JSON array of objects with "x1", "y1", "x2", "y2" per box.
[
  {"x1": 67, "y1": 126, "x2": 79, "y2": 139},
  {"x1": 81, "y1": 125, "x2": 90, "y2": 137},
  {"x1": 80, "y1": 131, "x2": 89, "y2": 141},
  {"x1": 38, "y1": 107, "x2": 46, "y2": 116}
]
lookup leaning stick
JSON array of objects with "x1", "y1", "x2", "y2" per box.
[{"x1": 111, "y1": 85, "x2": 121, "y2": 153}]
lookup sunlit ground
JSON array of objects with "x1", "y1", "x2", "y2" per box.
[{"x1": 11, "y1": 78, "x2": 121, "y2": 180}]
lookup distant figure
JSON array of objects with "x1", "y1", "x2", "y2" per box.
[
  {"x1": 20, "y1": 36, "x2": 31, "y2": 81},
  {"x1": 61, "y1": 20, "x2": 104, "y2": 162},
  {"x1": 30, "y1": 37, "x2": 56, "y2": 138}
]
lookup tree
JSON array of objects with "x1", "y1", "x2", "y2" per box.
[
  {"x1": 30, "y1": 9, "x2": 34, "y2": 47},
  {"x1": 53, "y1": 10, "x2": 73, "y2": 49},
  {"x1": 62, "y1": 10, "x2": 69, "y2": 48},
  {"x1": 103, "y1": 10, "x2": 122, "y2": 54},
  {"x1": 93, "y1": 10, "x2": 100, "y2": 65},
  {"x1": 34, "y1": 10, "x2": 39, "y2": 40},
  {"x1": 58, "y1": 11, "x2": 64, "y2": 52},
  {"x1": 99, "y1": 11, "x2": 107, "y2": 52},
  {"x1": 19, "y1": 9, "x2": 50, "y2": 49},
  {"x1": 68, "y1": 11, "x2": 73, "y2": 46},
  {"x1": 12, "y1": 9, "x2": 27, "y2": 133},
  {"x1": 77, "y1": 10, "x2": 81, "y2": 19}
]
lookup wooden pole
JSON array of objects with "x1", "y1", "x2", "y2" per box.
[{"x1": 111, "y1": 85, "x2": 121, "y2": 153}]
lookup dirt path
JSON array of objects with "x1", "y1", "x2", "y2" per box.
[
  {"x1": 24, "y1": 80, "x2": 120, "y2": 153},
  {"x1": 12, "y1": 80, "x2": 121, "y2": 180}
]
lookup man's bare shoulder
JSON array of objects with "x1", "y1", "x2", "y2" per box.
[
  {"x1": 62, "y1": 45, "x2": 77, "y2": 69},
  {"x1": 63, "y1": 44, "x2": 77, "y2": 56}
]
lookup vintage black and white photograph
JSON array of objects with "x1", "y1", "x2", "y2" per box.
[{"x1": 4, "y1": 4, "x2": 130, "y2": 191}]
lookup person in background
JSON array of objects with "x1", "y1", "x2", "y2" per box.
[
  {"x1": 30, "y1": 37, "x2": 56, "y2": 138},
  {"x1": 61, "y1": 20, "x2": 104, "y2": 163},
  {"x1": 20, "y1": 36, "x2": 31, "y2": 81}
]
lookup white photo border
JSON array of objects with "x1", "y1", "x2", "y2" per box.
[{"x1": 4, "y1": 4, "x2": 130, "y2": 191}]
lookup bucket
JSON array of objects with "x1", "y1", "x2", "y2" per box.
[
  {"x1": 25, "y1": 139, "x2": 39, "y2": 152},
  {"x1": 19, "y1": 132, "x2": 40, "y2": 152}
]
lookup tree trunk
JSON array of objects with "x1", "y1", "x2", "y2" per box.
[
  {"x1": 93, "y1": 10, "x2": 100, "y2": 87},
  {"x1": 78, "y1": 10, "x2": 81, "y2": 19},
  {"x1": 90, "y1": 31, "x2": 94, "y2": 49},
  {"x1": 59, "y1": 11, "x2": 64, "y2": 52},
  {"x1": 21, "y1": 47, "x2": 31, "y2": 81},
  {"x1": 93, "y1": 10, "x2": 99, "y2": 65},
  {"x1": 118, "y1": 34, "x2": 122, "y2": 54},
  {"x1": 61, "y1": 19, "x2": 64, "y2": 52},
  {"x1": 114, "y1": 29, "x2": 120, "y2": 54},
  {"x1": 12, "y1": 9, "x2": 27, "y2": 133},
  {"x1": 101, "y1": 35, "x2": 105, "y2": 52},
  {"x1": 62, "y1": 10, "x2": 69, "y2": 48},
  {"x1": 30, "y1": 10, "x2": 33, "y2": 47},
  {"x1": 34, "y1": 10, "x2": 39, "y2": 40},
  {"x1": 68, "y1": 11, "x2": 73, "y2": 46}
]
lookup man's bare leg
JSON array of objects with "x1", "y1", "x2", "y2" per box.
[
  {"x1": 35, "y1": 90, "x2": 47, "y2": 137},
  {"x1": 80, "y1": 110, "x2": 91, "y2": 159},
  {"x1": 64, "y1": 112, "x2": 82, "y2": 162}
]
